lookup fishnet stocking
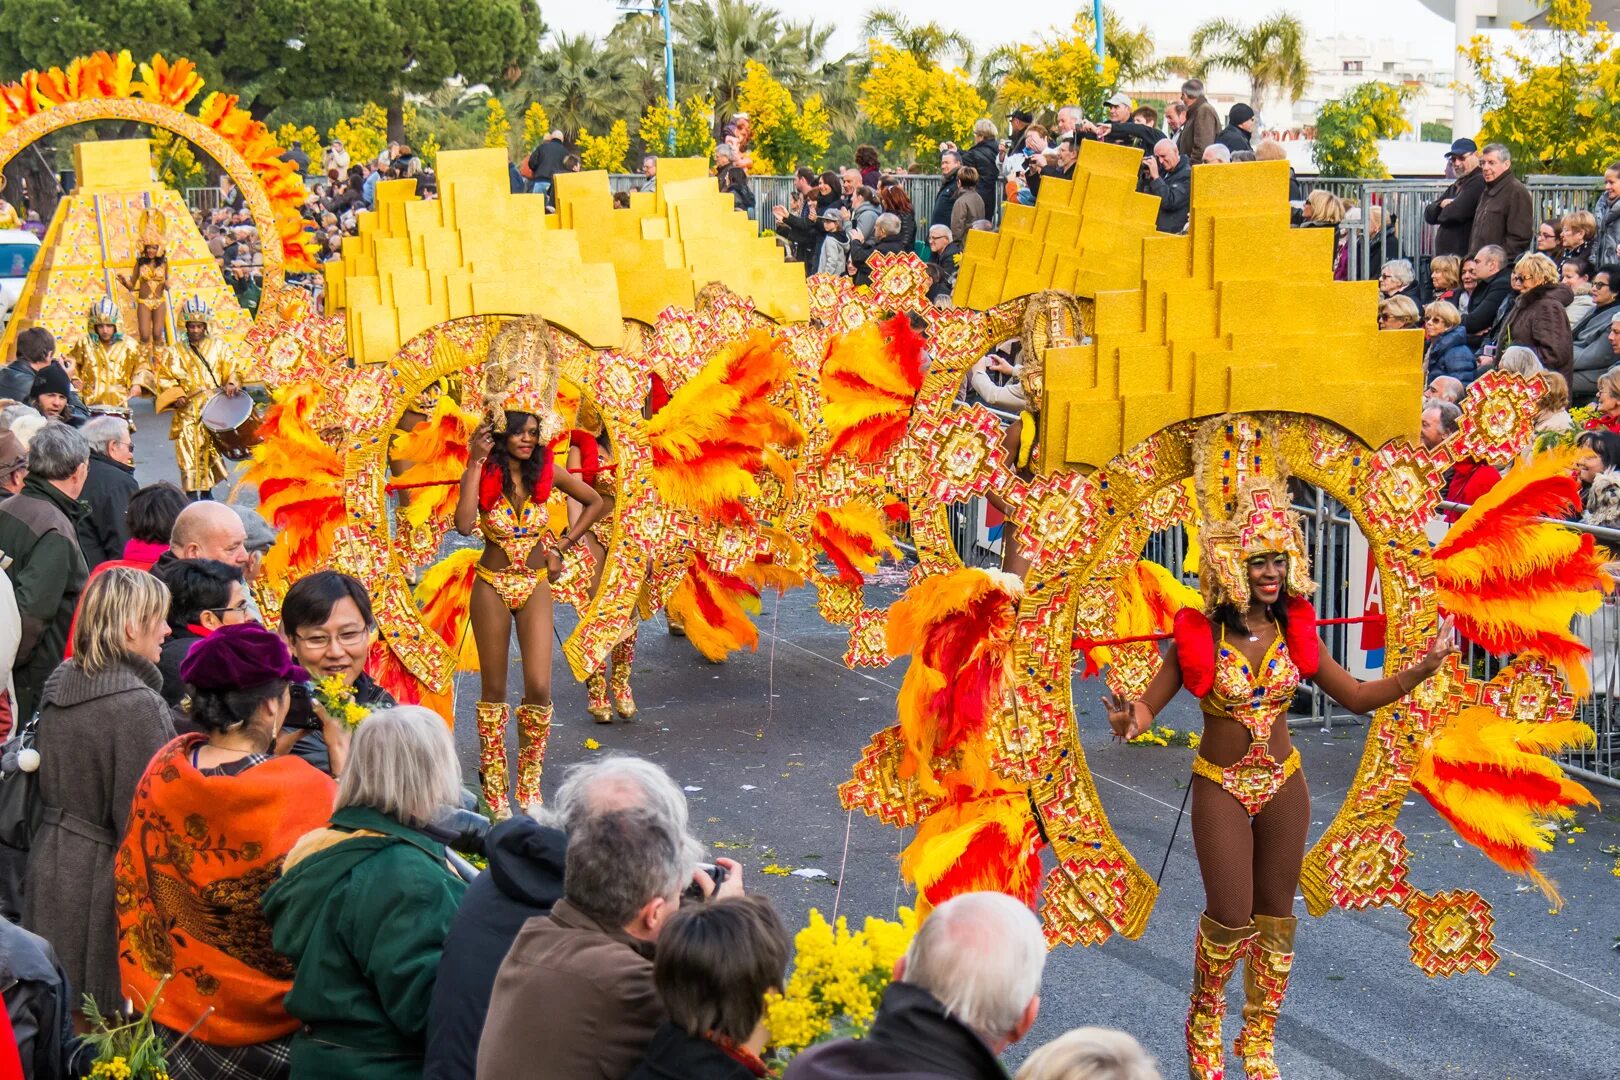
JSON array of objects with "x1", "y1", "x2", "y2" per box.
[{"x1": 1189, "y1": 769, "x2": 1311, "y2": 927}]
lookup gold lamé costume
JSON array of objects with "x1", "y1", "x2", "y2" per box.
[
  {"x1": 67, "y1": 336, "x2": 149, "y2": 414},
  {"x1": 158, "y1": 333, "x2": 240, "y2": 493}
]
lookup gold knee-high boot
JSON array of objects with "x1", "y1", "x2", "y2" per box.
[
  {"x1": 514, "y1": 702, "x2": 553, "y2": 809},
  {"x1": 1232, "y1": 914, "x2": 1297, "y2": 1080},
  {"x1": 474, "y1": 701, "x2": 512, "y2": 819},
  {"x1": 1187, "y1": 914, "x2": 1257, "y2": 1080},
  {"x1": 586, "y1": 669, "x2": 611, "y2": 723},
  {"x1": 609, "y1": 634, "x2": 637, "y2": 718}
]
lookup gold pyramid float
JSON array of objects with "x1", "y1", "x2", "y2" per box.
[
  {"x1": 2, "y1": 139, "x2": 250, "y2": 361},
  {"x1": 954, "y1": 142, "x2": 1421, "y2": 469},
  {"x1": 325, "y1": 149, "x2": 807, "y2": 366}
]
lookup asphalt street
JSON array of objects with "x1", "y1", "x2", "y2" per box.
[{"x1": 131, "y1": 399, "x2": 1620, "y2": 1080}]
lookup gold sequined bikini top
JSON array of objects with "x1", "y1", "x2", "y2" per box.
[
  {"x1": 1201, "y1": 626, "x2": 1301, "y2": 743},
  {"x1": 480, "y1": 494, "x2": 550, "y2": 570}
]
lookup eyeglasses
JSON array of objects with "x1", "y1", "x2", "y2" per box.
[
  {"x1": 206, "y1": 600, "x2": 251, "y2": 617},
  {"x1": 295, "y1": 628, "x2": 372, "y2": 650}
]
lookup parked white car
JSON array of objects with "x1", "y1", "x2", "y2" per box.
[{"x1": 0, "y1": 229, "x2": 41, "y2": 329}]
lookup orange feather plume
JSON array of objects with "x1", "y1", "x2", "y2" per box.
[
  {"x1": 812, "y1": 499, "x2": 902, "y2": 586},
  {"x1": 646, "y1": 330, "x2": 803, "y2": 525},
  {"x1": 415, "y1": 548, "x2": 481, "y2": 671},
  {"x1": 667, "y1": 552, "x2": 763, "y2": 662},
  {"x1": 1433, "y1": 449, "x2": 1612, "y2": 694},
  {"x1": 900, "y1": 784, "x2": 1043, "y2": 916},
  {"x1": 819, "y1": 313, "x2": 926, "y2": 464},
  {"x1": 1411, "y1": 704, "x2": 1597, "y2": 905},
  {"x1": 389, "y1": 394, "x2": 479, "y2": 530},
  {"x1": 242, "y1": 384, "x2": 344, "y2": 583},
  {"x1": 888, "y1": 568, "x2": 1023, "y2": 797}
]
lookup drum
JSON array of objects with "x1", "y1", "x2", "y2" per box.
[
  {"x1": 199, "y1": 390, "x2": 264, "y2": 461},
  {"x1": 87, "y1": 403, "x2": 132, "y2": 423}
]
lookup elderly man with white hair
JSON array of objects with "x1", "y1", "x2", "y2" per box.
[
  {"x1": 785, "y1": 891, "x2": 1046, "y2": 1079},
  {"x1": 1201, "y1": 142, "x2": 1231, "y2": 165},
  {"x1": 75, "y1": 414, "x2": 137, "y2": 567},
  {"x1": 1424, "y1": 375, "x2": 1465, "y2": 405},
  {"x1": 426, "y1": 755, "x2": 733, "y2": 1080}
]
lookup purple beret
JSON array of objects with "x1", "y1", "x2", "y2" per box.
[{"x1": 179, "y1": 622, "x2": 308, "y2": 690}]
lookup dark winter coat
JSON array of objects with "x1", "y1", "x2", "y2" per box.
[
  {"x1": 1464, "y1": 267, "x2": 1515, "y2": 349},
  {"x1": 961, "y1": 139, "x2": 1000, "y2": 217},
  {"x1": 422, "y1": 816, "x2": 566, "y2": 1080},
  {"x1": 0, "y1": 918, "x2": 90, "y2": 1080},
  {"x1": 0, "y1": 473, "x2": 89, "y2": 723},
  {"x1": 850, "y1": 235, "x2": 910, "y2": 287},
  {"x1": 1176, "y1": 95, "x2": 1220, "y2": 164},
  {"x1": 1147, "y1": 154, "x2": 1191, "y2": 233},
  {"x1": 1423, "y1": 168, "x2": 1486, "y2": 257},
  {"x1": 22, "y1": 657, "x2": 174, "y2": 1009},
  {"x1": 1424, "y1": 326, "x2": 1477, "y2": 383},
  {"x1": 261, "y1": 805, "x2": 467, "y2": 1080},
  {"x1": 782, "y1": 982, "x2": 1010, "y2": 1080},
  {"x1": 929, "y1": 174, "x2": 958, "y2": 230},
  {"x1": 1214, "y1": 123, "x2": 1252, "y2": 155},
  {"x1": 75, "y1": 452, "x2": 137, "y2": 571},
  {"x1": 1504, "y1": 281, "x2": 1576, "y2": 385},
  {"x1": 1468, "y1": 169, "x2": 1534, "y2": 259},
  {"x1": 627, "y1": 1024, "x2": 762, "y2": 1080},
  {"x1": 1571, "y1": 300, "x2": 1620, "y2": 400}
]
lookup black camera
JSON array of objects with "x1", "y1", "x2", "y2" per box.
[
  {"x1": 682, "y1": 862, "x2": 728, "y2": 901},
  {"x1": 283, "y1": 681, "x2": 321, "y2": 731}
]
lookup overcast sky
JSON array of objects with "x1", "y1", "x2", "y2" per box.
[{"x1": 560, "y1": 1, "x2": 1462, "y2": 65}]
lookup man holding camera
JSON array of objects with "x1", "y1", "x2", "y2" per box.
[
  {"x1": 476, "y1": 801, "x2": 745, "y2": 1080},
  {"x1": 1144, "y1": 140, "x2": 1192, "y2": 233},
  {"x1": 432, "y1": 756, "x2": 742, "y2": 1080}
]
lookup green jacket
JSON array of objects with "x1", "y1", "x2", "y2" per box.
[{"x1": 261, "y1": 806, "x2": 467, "y2": 1080}]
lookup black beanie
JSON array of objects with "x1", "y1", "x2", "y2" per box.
[{"x1": 29, "y1": 362, "x2": 71, "y2": 400}]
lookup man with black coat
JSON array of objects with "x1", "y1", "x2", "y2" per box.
[
  {"x1": 783, "y1": 892, "x2": 1044, "y2": 1080},
  {"x1": 1215, "y1": 103, "x2": 1256, "y2": 155},
  {"x1": 1006, "y1": 110, "x2": 1033, "y2": 158},
  {"x1": 1463, "y1": 245, "x2": 1515, "y2": 350},
  {"x1": 1144, "y1": 139, "x2": 1191, "y2": 234},
  {"x1": 526, "y1": 130, "x2": 571, "y2": 200},
  {"x1": 931, "y1": 150, "x2": 962, "y2": 230},
  {"x1": 74, "y1": 415, "x2": 137, "y2": 569},
  {"x1": 961, "y1": 121, "x2": 1001, "y2": 221},
  {"x1": 1424, "y1": 139, "x2": 1485, "y2": 258},
  {"x1": 773, "y1": 168, "x2": 833, "y2": 272}
]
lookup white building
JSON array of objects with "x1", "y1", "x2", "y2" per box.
[{"x1": 1290, "y1": 35, "x2": 1455, "y2": 135}]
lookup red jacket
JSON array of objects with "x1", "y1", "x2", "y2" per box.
[{"x1": 1442, "y1": 461, "x2": 1502, "y2": 522}]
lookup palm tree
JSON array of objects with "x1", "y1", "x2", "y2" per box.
[
  {"x1": 861, "y1": 8, "x2": 973, "y2": 70},
  {"x1": 1188, "y1": 12, "x2": 1311, "y2": 107},
  {"x1": 791, "y1": 19, "x2": 861, "y2": 142},
  {"x1": 526, "y1": 32, "x2": 639, "y2": 138},
  {"x1": 671, "y1": 0, "x2": 804, "y2": 129}
]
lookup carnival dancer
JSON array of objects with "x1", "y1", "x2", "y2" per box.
[
  {"x1": 0, "y1": 175, "x2": 20, "y2": 230},
  {"x1": 117, "y1": 208, "x2": 171, "y2": 361},
  {"x1": 1101, "y1": 416, "x2": 1458, "y2": 1080},
  {"x1": 454, "y1": 317, "x2": 605, "y2": 817},
  {"x1": 157, "y1": 298, "x2": 243, "y2": 500},
  {"x1": 561, "y1": 399, "x2": 638, "y2": 723},
  {"x1": 66, "y1": 298, "x2": 150, "y2": 421}
]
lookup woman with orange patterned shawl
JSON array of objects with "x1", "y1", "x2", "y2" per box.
[
  {"x1": 117, "y1": 623, "x2": 340, "y2": 1079},
  {"x1": 454, "y1": 318, "x2": 605, "y2": 818},
  {"x1": 1103, "y1": 417, "x2": 1457, "y2": 1080}
]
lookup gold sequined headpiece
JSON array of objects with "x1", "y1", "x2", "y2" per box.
[
  {"x1": 1019, "y1": 290, "x2": 1088, "y2": 406},
  {"x1": 137, "y1": 207, "x2": 167, "y2": 250},
  {"x1": 1192, "y1": 414, "x2": 1315, "y2": 607},
  {"x1": 480, "y1": 316, "x2": 564, "y2": 441}
]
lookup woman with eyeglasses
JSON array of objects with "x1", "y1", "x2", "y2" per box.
[
  {"x1": 1422, "y1": 301, "x2": 1475, "y2": 382},
  {"x1": 277, "y1": 571, "x2": 394, "y2": 776},
  {"x1": 1535, "y1": 219, "x2": 1561, "y2": 255},
  {"x1": 152, "y1": 557, "x2": 254, "y2": 712},
  {"x1": 1376, "y1": 294, "x2": 1420, "y2": 330},
  {"x1": 1572, "y1": 266, "x2": 1620, "y2": 403}
]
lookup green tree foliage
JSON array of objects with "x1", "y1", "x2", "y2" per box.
[
  {"x1": 1464, "y1": 0, "x2": 1620, "y2": 176},
  {"x1": 1312, "y1": 82, "x2": 1413, "y2": 178},
  {"x1": 1188, "y1": 12, "x2": 1310, "y2": 106},
  {"x1": 0, "y1": 0, "x2": 541, "y2": 132}
]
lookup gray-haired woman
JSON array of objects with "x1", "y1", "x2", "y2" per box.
[
  {"x1": 261, "y1": 706, "x2": 467, "y2": 1080},
  {"x1": 24, "y1": 565, "x2": 174, "y2": 1014}
]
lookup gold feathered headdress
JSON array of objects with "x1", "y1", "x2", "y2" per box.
[
  {"x1": 1192, "y1": 414, "x2": 1315, "y2": 608},
  {"x1": 479, "y1": 316, "x2": 564, "y2": 441},
  {"x1": 137, "y1": 207, "x2": 167, "y2": 250}
]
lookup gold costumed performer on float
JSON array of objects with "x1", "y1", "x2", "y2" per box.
[
  {"x1": 67, "y1": 298, "x2": 151, "y2": 420},
  {"x1": 117, "y1": 208, "x2": 172, "y2": 361},
  {"x1": 454, "y1": 317, "x2": 605, "y2": 817},
  {"x1": 157, "y1": 297, "x2": 243, "y2": 499}
]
